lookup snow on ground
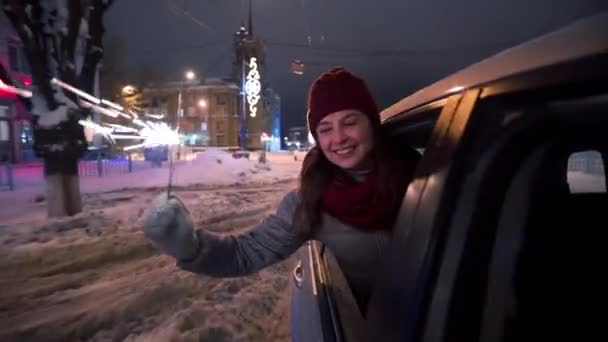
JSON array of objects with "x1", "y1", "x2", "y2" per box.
[
  {"x1": 0, "y1": 149, "x2": 303, "y2": 226},
  {"x1": 0, "y1": 150, "x2": 303, "y2": 341}
]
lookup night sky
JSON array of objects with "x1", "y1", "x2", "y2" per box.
[{"x1": 105, "y1": 0, "x2": 607, "y2": 132}]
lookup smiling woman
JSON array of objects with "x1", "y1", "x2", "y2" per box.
[{"x1": 143, "y1": 67, "x2": 421, "y2": 338}]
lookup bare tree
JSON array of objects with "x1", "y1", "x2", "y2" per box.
[{"x1": 3, "y1": 0, "x2": 116, "y2": 217}]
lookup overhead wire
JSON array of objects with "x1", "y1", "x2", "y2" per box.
[{"x1": 167, "y1": 0, "x2": 217, "y2": 34}]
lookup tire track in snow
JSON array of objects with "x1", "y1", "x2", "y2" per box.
[{"x1": 0, "y1": 179, "x2": 298, "y2": 341}]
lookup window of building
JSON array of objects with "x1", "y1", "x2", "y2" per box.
[
  {"x1": 216, "y1": 135, "x2": 225, "y2": 146},
  {"x1": 216, "y1": 121, "x2": 224, "y2": 133},
  {"x1": 0, "y1": 121, "x2": 9, "y2": 142},
  {"x1": 8, "y1": 44, "x2": 19, "y2": 72},
  {"x1": 186, "y1": 106, "x2": 196, "y2": 117},
  {"x1": 0, "y1": 107, "x2": 9, "y2": 142},
  {"x1": 217, "y1": 95, "x2": 227, "y2": 105},
  {"x1": 7, "y1": 41, "x2": 30, "y2": 74}
]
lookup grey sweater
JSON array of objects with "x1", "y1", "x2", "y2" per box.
[{"x1": 177, "y1": 190, "x2": 391, "y2": 305}]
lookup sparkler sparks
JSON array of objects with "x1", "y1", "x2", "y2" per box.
[
  {"x1": 48, "y1": 78, "x2": 181, "y2": 152},
  {"x1": 18, "y1": 78, "x2": 182, "y2": 195},
  {"x1": 78, "y1": 119, "x2": 115, "y2": 144},
  {"x1": 4, "y1": 77, "x2": 181, "y2": 152}
]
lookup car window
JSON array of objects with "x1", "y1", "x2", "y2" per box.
[
  {"x1": 420, "y1": 96, "x2": 608, "y2": 342},
  {"x1": 567, "y1": 150, "x2": 606, "y2": 193},
  {"x1": 321, "y1": 248, "x2": 369, "y2": 342},
  {"x1": 480, "y1": 142, "x2": 606, "y2": 342}
]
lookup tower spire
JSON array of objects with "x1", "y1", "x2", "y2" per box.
[{"x1": 247, "y1": 0, "x2": 253, "y2": 37}]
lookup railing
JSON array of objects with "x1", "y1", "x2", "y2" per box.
[
  {"x1": 0, "y1": 156, "x2": 165, "y2": 191},
  {"x1": 78, "y1": 156, "x2": 157, "y2": 177}
]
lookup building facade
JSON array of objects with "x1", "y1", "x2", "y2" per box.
[
  {"x1": 232, "y1": 4, "x2": 274, "y2": 150},
  {"x1": 141, "y1": 78, "x2": 240, "y2": 148},
  {"x1": 264, "y1": 88, "x2": 281, "y2": 151},
  {"x1": 0, "y1": 13, "x2": 34, "y2": 163},
  {"x1": 285, "y1": 126, "x2": 313, "y2": 151}
]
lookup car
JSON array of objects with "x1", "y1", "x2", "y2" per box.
[{"x1": 290, "y1": 12, "x2": 608, "y2": 342}]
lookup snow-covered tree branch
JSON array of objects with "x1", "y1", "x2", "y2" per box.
[{"x1": 2, "y1": 0, "x2": 117, "y2": 217}]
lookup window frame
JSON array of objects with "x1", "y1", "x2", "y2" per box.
[{"x1": 367, "y1": 89, "x2": 484, "y2": 341}]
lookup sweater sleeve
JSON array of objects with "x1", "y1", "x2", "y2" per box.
[{"x1": 176, "y1": 190, "x2": 305, "y2": 277}]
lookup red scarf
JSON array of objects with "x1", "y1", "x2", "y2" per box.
[{"x1": 321, "y1": 170, "x2": 402, "y2": 231}]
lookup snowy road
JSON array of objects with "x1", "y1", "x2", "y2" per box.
[{"x1": 0, "y1": 180, "x2": 299, "y2": 341}]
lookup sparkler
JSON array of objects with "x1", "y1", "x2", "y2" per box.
[
  {"x1": 49, "y1": 79, "x2": 180, "y2": 152},
  {"x1": 19, "y1": 78, "x2": 182, "y2": 195}
]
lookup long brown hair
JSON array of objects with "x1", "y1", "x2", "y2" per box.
[{"x1": 292, "y1": 125, "x2": 419, "y2": 237}]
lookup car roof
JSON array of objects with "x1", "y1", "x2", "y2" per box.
[{"x1": 381, "y1": 12, "x2": 608, "y2": 122}]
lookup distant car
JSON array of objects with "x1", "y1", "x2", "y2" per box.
[{"x1": 291, "y1": 12, "x2": 608, "y2": 342}]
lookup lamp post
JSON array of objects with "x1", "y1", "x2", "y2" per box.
[
  {"x1": 176, "y1": 70, "x2": 196, "y2": 160},
  {"x1": 177, "y1": 70, "x2": 195, "y2": 121},
  {"x1": 198, "y1": 99, "x2": 208, "y2": 145}
]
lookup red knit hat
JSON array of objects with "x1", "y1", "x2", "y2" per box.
[{"x1": 307, "y1": 67, "x2": 379, "y2": 138}]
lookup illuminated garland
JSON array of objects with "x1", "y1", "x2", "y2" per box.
[{"x1": 245, "y1": 57, "x2": 261, "y2": 118}]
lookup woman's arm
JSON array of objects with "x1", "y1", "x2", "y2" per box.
[{"x1": 177, "y1": 191, "x2": 305, "y2": 277}]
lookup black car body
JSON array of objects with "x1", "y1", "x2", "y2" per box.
[{"x1": 291, "y1": 12, "x2": 608, "y2": 342}]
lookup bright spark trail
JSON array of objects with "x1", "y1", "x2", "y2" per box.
[{"x1": 18, "y1": 78, "x2": 182, "y2": 193}]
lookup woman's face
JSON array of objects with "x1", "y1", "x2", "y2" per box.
[{"x1": 315, "y1": 109, "x2": 375, "y2": 170}]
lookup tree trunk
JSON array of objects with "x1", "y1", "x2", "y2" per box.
[{"x1": 44, "y1": 157, "x2": 82, "y2": 217}]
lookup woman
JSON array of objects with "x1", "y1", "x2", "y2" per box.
[{"x1": 143, "y1": 67, "x2": 420, "y2": 315}]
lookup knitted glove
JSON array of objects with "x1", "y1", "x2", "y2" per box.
[{"x1": 143, "y1": 193, "x2": 200, "y2": 261}]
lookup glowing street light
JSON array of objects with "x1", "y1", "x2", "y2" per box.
[
  {"x1": 121, "y1": 85, "x2": 136, "y2": 96},
  {"x1": 198, "y1": 99, "x2": 207, "y2": 108},
  {"x1": 178, "y1": 70, "x2": 196, "y2": 119}
]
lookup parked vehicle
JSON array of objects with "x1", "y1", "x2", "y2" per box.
[{"x1": 291, "y1": 12, "x2": 608, "y2": 342}]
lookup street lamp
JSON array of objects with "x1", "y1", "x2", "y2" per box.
[
  {"x1": 198, "y1": 99, "x2": 207, "y2": 108},
  {"x1": 178, "y1": 70, "x2": 196, "y2": 119},
  {"x1": 121, "y1": 85, "x2": 136, "y2": 96}
]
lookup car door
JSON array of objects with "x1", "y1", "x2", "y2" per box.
[
  {"x1": 291, "y1": 240, "x2": 378, "y2": 342},
  {"x1": 419, "y1": 90, "x2": 608, "y2": 342},
  {"x1": 366, "y1": 89, "x2": 485, "y2": 341},
  {"x1": 290, "y1": 241, "x2": 350, "y2": 342}
]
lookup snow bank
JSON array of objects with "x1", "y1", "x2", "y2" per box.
[{"x1": 192, "y1": 148, "x2": 255, "y2": 177}]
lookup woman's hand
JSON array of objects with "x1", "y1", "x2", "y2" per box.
[{"x1": 143, "y1": 193, "x2": 199, "y2": 261}]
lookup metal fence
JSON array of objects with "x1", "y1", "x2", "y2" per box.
[
  {"x1": 0, "y1": 157, "x2": 164, "y2": 192},
  {"x1": 78, "y1": 157, "x2": 157, "y2": 177}
]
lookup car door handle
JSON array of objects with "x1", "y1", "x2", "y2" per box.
[{"x1": 293, "y1": 260, "x2": 304, "y2": 288}]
